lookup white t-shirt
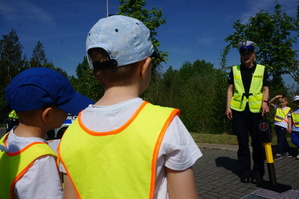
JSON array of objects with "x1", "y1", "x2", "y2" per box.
[
  {"x1": 75, "y1": 98, "x2": 202, "y2": 199},
  {"x1": 5, "y1": 130, "x2": 63, "y2": 199}
]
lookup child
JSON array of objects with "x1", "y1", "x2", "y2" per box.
[
  {"x1": 58, "y1": 15, "x2": 202, "y2": 199},
  {"x1": 269, "y1": 95, "x2": 292, "y2": 160},
  {"x1": 0, "y1": 67, "x2": 93, "y2": 199},
  {"x1": 289, "y1": 95, "x2": 299, "y2": 159}
]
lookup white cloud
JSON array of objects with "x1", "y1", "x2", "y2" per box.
[
  {"x1": 240, "y1": 0, "x2": 297, "y2": 23},
  {"x1": 0, "y1": 0, "x2": 55, "y2": 25}
]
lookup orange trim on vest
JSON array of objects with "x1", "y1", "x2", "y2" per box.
[
  {"x1": 7, "y1": 142, "x2": 47, "y2": 156},
  {"x1": 58, "y1": 102, "x2": 180, "y2": 199},
  {"x1": 149, "y1": 109, "x2": 179, "y2": 199},
  {"x1": 0, "y1": 133, "x2": 57, "y2": 199},
  {"x1": 78, "y1": 101, "x2": 150, "y2": 136},
  {"x1": 10, "y1": 153, "x2": 53, "y2": 198}
]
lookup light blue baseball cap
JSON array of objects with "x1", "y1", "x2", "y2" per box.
[{"x1": 86, "y1": 15, "x2": 157, "y2": 68}]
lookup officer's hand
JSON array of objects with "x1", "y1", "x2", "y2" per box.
[
  {"x1": 226, "y1": 107, "x2": 233, "y2": 120},
  {"x1": 261, "y1": 102, "x2": 269, "y2": 116}
]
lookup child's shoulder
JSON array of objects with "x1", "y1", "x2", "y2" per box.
[
  {"x1": 292, "y1": 108, "x2": 299, "y2": 113},
  {"x1": 281, "y1": 106, "x2": 291, "y2": 109},
  {"x1": 7, "y1": 132, "x2": 47, "y2": 152}
]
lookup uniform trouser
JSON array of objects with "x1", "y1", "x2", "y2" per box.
[
  {"x1": 232, "y1": 107, "x2": 265, "y2": 177},
  {"x1": 275, "y1": 125, "x2": 289, "y2": 154}
]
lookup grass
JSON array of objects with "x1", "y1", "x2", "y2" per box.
[
  {"x1": 191, "y1": 132, "x2": 297, "y2": 148},
  {"x1": 191, "y1": 133, "x2": 238, "y2": 145}
]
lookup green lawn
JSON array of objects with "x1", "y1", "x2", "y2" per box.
[{"x1": 191, "y1": 132, "x2": 296, "y2": 148}]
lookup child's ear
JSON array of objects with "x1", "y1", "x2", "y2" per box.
[
  {"x1": 41, "y1": 107, "x2": 53, "y2": 123},
  {"x1": 139, "y1": 57, "x2": 152, "y2": 79}
]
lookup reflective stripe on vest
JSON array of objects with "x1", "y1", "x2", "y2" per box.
[
  {"x1": 58, "y1": 102, "x2": 179, "y2": 199},
  {"x1": 230, "y1": 64, "x2": 264, "y2": 113},
  {"x1": 291, "y1": 111, "x2": 299, "y2": 127},
  {"x1": 0, "y1": 133, "x2": 57, "y2": 199},
  {"x1": 274, "y1": 107, "x2": 291, "y2": 122}
]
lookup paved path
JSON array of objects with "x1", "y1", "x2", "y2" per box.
[{"x1": 195, "y1": 143, "x2": 299, "y2": 199}]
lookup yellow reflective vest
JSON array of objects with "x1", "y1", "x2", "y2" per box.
[
  {"x1": 8, "y1": 110, "x2": 18, "y2": 119},
  {"x1": 291, "y1": 111, "x2": 299, "y2": 127},
  {"x1": 58, "y1": 102, "x2": 179, "y2": 199},
  {"x1": 230, "y1": 64, "x2": 265, "y2": 113},
  {"x1": 274, "y1": 107, "x2": 291, "y2": 122},
  {"x1": 0, "y1": 133, "x2": 56, "y2": 199}
]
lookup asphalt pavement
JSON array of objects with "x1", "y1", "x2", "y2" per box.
[{"x1": 1, "y1": 128, "x2": 299, "y2": 198}]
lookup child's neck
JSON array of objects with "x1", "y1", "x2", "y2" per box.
[
  {"x1": 13, "y1": 123, "x2": 46, "y2": 139},
  {"x1": 96, "y1": 86, "x2": 139, "y2": 106}
]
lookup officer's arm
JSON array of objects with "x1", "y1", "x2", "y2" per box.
[
  {"x1": 63, "y1": 174, "x2": 77, "y2": 199},
  {"x1": 262, "y1": 86, "x2": 270, "y2": 116},
  {"x1": 226, "y1": 84, "x2": 234, "y2": 120},
  {"x1": 287, "y1": 115, "x2": 292, "y2": 133},
  {"x1": 166, "y1": 167, "x2": 199, "y2": 199}
]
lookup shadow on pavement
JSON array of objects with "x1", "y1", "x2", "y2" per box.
[{"x1": 215, "y1": 156, "x2": 240, "y2": 177}]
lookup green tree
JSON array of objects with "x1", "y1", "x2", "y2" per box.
[
  {"x1": 0, "y1": 30, "x2": 27, "y2": 108},
  {"x1": 220, "y1": 3, "x2": 298, "y2": 85},
  {"x1": 147, "y1": 60, "x2": 229, "y2": 134},
  {"x1": 29, "y1": 41, "x2": 68, "y2": 78},
  {"x1": 30, "y1": 41, "x2": 48, "y2": 68},
  {"x1": 70, "y1": 57, "x2": 103, "y2": 102}
]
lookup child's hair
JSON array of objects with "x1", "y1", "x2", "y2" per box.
[
  {"x1": 279, "y1": 95, "x2": 288, "y2": 101},
  {"x1": 88, "y1": 48, "x2": 140, "y2": 87},
  {"x1": 16, "y1": 109, "x2": 44, "y2": 125}
]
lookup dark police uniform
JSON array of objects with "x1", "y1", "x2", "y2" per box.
[{"x1": 228, "y1": 63, "x2": 270, "y2": 181}]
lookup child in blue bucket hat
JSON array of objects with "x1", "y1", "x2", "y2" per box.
[{"x1": 0, "y1": 67, "x2": 93, "y2": 199}]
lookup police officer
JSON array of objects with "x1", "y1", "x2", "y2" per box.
[
  {"x1": 226, "y1": 41, "x2": 270, "y2": 184},
  {"x1": 6, "y1": 110, "x2": 19, "y2": 132}
]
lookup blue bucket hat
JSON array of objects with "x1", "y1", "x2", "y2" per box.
[
  {"x1": 86, "y1": 15, "x2": 160, "y2": 69},
  {"x1": 4, "y1": 67, "x2": 93, "y2": 115}
]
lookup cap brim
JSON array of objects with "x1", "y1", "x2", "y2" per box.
[
  {"x1": 58, "y1": 92, "x2": 94, "y2": 115},
  {"x1": 239, "y1": 46, "x2": 254, "y2": 53}
]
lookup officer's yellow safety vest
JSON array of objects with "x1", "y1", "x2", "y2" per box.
[
  {"x1": 274, "y1": 107, "x2": 291, "y2": 122},
  {"x1": 58, "y1": 102, "x2": 179, "y2": 199},
  {"x1": 230, "y1": 64, "x2": 265, "y2": 113},
  {"x1": 8, "y1": 110, "x2": 18, "y2": 119},
  {"x1": 0, "y1": 133, "x2": 57, "y2": 199},
  {"x1": 291, "y1": 111, "x2": 299, "y2": 127}
]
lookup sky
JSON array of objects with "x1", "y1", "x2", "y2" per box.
[{"x1": 0, "y1": 0, "x2": 298, "y2": 85}]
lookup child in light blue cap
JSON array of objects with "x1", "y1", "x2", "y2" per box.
[{"x1": 59, "y1": 15, "x2": 202, "y2": 199}]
